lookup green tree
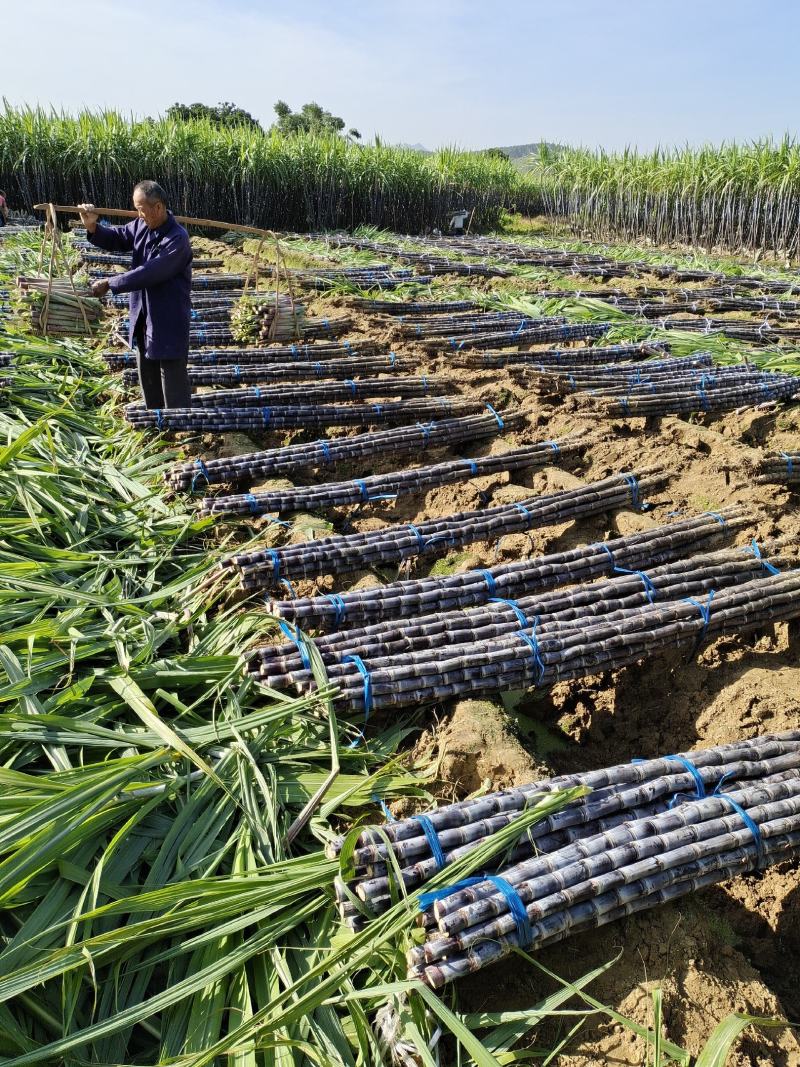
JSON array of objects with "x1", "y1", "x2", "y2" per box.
[
  {"x1": 482, "y1": 147, "x2": 510, "y2": 161},
  {"x1": 165, "y1": 101, "x2": 263, "y2": 131},
  {"x1": 272, "y1": 100, "x2": 360, "y2": 139}
]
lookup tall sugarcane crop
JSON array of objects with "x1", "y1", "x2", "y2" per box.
[
  {"x1": 166, "y1": 411, "x2": 519, "y2": 491},
  {"x1": 181, "y1": 375, "x2": 454, "y2": 409},
  {"x1": 124, "y1": 396, "x2": 481, "y2": 433},
  {"x1": 268, "y1": 509, "x2": 746, "y2": 629},
  {"x1": 200, "y1": 437, "x2": 580, "y2": 517},
  {"x1": 329, "y1": 732, "x2": 800, "y2": 927},
  {"x1": 293, "y1": 568, "x2": 800, "y2": 717},
  {"x1": 223, "y1": 469, "x2": 668, "y2": 589},
  {"x1": 122, "y1": 354, "x2": 403, "y2": 386},
  {"x1": 410, "y1": 773, "x2": 800, "y2": 987},
  {"x1": 252, "y1": 542, "x2": 789, "y2": 697}
]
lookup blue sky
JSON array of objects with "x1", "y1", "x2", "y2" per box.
[{"x1": 7, "y1": 0, "x2": 800, "y2": 151}]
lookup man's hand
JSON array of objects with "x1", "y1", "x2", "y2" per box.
[
  {"x1": 77, "y1": 203, "x2": 100, "y2": 233},
  {"x1": 91, "y1": 279, "x2": 110, "y2": 298}
]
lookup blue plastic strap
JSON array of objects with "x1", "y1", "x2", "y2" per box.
[
  {"x1": 261, "y1": 407, "x2": 271, "y2": 428},
  {"x1": 485, "y1": 403, "x2": 504, "y2": 429},
  {"x1": 279, "y1": 577, "x2": 296, "y2": 599},
  {"x1": 317, "y1": 440, "x2": 332, "y2": 463},
  {"x1": 372, "y1": 404, "x2": 384, "y2": 417},
  {"x1": 344, "y1": 379, "x2": 357, "y2": 397},
  {"x1": 513, "y1": 502, "x2": 533, "y2": 528},
  {"x1": 512, "y1": 318, "x2": 528, "y2": 338},
  {"x1": 479, "y1": 569, "x2": 497, "y2": 596},
  {"x1": 417, "y1": 421, "x2": 433, "y2": 446},
  {"x1": 746, "y1": 539, "x2": 780, "y2": 576},
  {"x1": 314, "y1": 361, "x2": 323, "y2": 375},
  {"x1": 544, "y1": 440, "x2": 560, "y2": 457},
  {"x1": 592, "y1": 541, "x2": 616, "y2": 567},
  {"x1": 325, "y1": 593, "x2": 346, "y2": 627},
  {"x1": 233, "y1": 364, "x2": 241, "y2": 380},
  {"x1": 704, "y1": 511, "x2": 727, "y2": 527},
  {"x1": 278, "y1": 620, "x2": 312, "y2": 670},
  {"x1": 265, "y1": 549, "x2": 281, "y2": 581},
  {"x1": 253, "y1": 385, "x2": 262, "y2": 401},
  {"x1": 413, "y1": 814, "x2": 446, "y2": 869},
  {"x1": 191, "y1": 458, "x2": 211, "y2": 492},
  {"x1": 622, "y1": 473, "x2": 640, "y2": 508},
  {"x1": 665, "y1": 754, "x2": 707, "y2": 807},
  {"x1": 486, "y1": 875, "x2": 533, "y2": 946},
  {"x1": 685, "y1": 589, "x2": 715, "y2": 642},
  {"x1": 469, "y1": 461, "x2": 479, "y2": 475},
  {"x1": 154, "y1": 408, "x2": 164, "y2": 431},
  {"x1": 244, "y1": 493, "x2": 260, "y2": 514},
  {"x1": 342, "y1": 653, "x2": 373, "y2": 748},
  {"x1": 355, "y1": 479, "x2": 370, "y2": 503},
  {"x1": 490, "y1": 597, "x2": 529, "y2": 628},
  {"x1": 290, "y1": 344, "x2": 298, "y2": 355},
  {"x1": 517, "y1": 619, "x2": 545, "y2": 685},
  {"x1": 781, "y1": 451, "x2": 794, "y2": 477},
  {"x1": 419, "y1": 877, "x2": 484, "y2": 911},
  {"x1": 389, "y1": 351, "x2": 396, "y2": 367},
  {"x1": 613, "y1": 565, "x2": 657, "y2": 603},
  {"x1": 715, "y1": 793, "x2": 765, "y2": 868},
  {"x1": 371, "y1": 793, "x2": 396, "y2": 822},
  {"x1": 406, "y1": 523, "x2": 426, "y2": 554},
  {"x1": 343, "y1": 340, "x2": 353, "y2": 355},
  {"x1": 322, "y1": 317, "x2": 330, "y2": 330}
]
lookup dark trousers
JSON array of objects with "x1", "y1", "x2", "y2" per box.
[{"x1": 134, "y1": 325, "x2": 191, "y2": 409}]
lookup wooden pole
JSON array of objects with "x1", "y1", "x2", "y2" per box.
[{"x1": 33, "y1": 203, "x2": 279, "y2": 240}]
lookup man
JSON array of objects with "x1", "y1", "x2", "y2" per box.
[{"x1": 78, "y1": 181, "x2": 192, "y2": 409}]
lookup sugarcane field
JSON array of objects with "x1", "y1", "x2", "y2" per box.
[{"x1": 3, "y1": 6, "x2": 800, "y2": 1065}]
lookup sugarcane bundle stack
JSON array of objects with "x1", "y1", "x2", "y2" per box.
[
  {"x1": 201, "y1": 437, "x2": 580, "y2": 518},
  {"x1": 415, "y1": 258, "x2": 512, "y2": 279},
  {"x1": 230, "y1": 293, "x2": 307, "y2": 343},
  {"x1": 329, "y1": 731, "x2": 800, "y2": 932},
  {"x1": 408, "y1": 770, "x2": 800, "y2": 987},
  {"x1": 80, "y1": 251, "x2": 223, "y2": 268},
  {"x1": 455, "y1": 340, "x2": 672, "y2": 369},
  {"x1": 524, "y1": 359, "x2": 758, "y2": 397},
  {"x1": 16, "y1": 276, "x2": 105, "y2": 336},
  {"x1": 424, "y1": 322, "x2": 611, "y2": 353},
  {"x1": 110, "y1": 291, "x2": 247, "y2": 310},
  {"x1": 595, "y1": 370, "x2": 800, "y2": 418},
  {"x1": 222, "y1": 468, "x2": 666, "y2": 589},
  {"x1": 270, "y1": 566, "x2": 800, "y2": 718},
  {"x1": 250, "y1": 540, "x2": 789, "y2": 694},
  {"x1": 124, "y1": 396, "x2": 481, "y2": 434},
  {"x1": 349, "y1": 298, "x2": 480, "y2": 314},
  {"x1": 654, "y1": 316, "x2": 800, "y2": 343},
  {"x1": 192, "y1": 273, "x2": 249, "y2": 290},
  {"x1": 122, "y1": 354, "x2": 403, "y2": 386},
  {"x1": 747, "y1": 451, "x2": 800, "y2": 485},
  {"x1": 398, "y1": 311, "x2": 560, "y2": 340},
  {"x1": 166, "y1": 411, "x2": 521, "y2": 491},
  {"x1": 268, "y1": 509, "x2": 746, "y2": 629},
  {"x1": 184, "y1": 376, "x2": 453, "y2": 408}
]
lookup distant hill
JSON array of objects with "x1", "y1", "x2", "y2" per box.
[{"x1": 494, "y1": 142, "x2": 565, "y2": 170}]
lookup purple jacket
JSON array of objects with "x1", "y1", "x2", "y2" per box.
[{"x1": 88, "y1": 212, "x2": 192, "y2": 360}]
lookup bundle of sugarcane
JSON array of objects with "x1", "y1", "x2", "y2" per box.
[
  {"x1": 189, "y1": 305, "x2": 239, "y2": 323},
  {"x1": 348, "y1": 298, "x2": 479, "y2": 314},
  {"x1": 230, "y1": 293, "x2": 306, "y2": 343},
  {"x1": 597, "y1": 374, "x2": 800, "y2": 418},
  {"x1": 124, "y1": 397, "x2": 480, "y2": 434},
  {"x1": 185, "y1": 319, "x2": 352, "y2": 348},
  {"x1": 268, "y1": 509, "x2": 745, "y2": 629},
  {"x1": 166, "y1": 411, "x2": 519, "y2": 491},
  {"x1": 82, "y1": 252, "x2": 224, "y2": 268},
  {"x1": 290, "y1": 567, "x2": 800, "y2": 718},
  {"x1": 223, "y1": 469, "x2": 666, "y2": 589},
  {"x1": 110, "y1": 291, "x2": 248, "y2": 309},
  {"x1": 192, "y1": 273, "x2": 249, "y2": 290},
  {"x1": 201, "y1": 437, "x2": 579, "y2": 518},
  {"x1": 181, "y1": 340, "x2": 386, "y2": 367},
  {"x1": 251, "y1": 541, "x2": 788, "y2": 694},
  {"x1": 122, "y1": 354, "x2": 402, "y2": 387},
  {"x1": 185, "y1": 376, "x2": 453, "y2": 408},
  {"x1": 329, "y1": 731, "x2": 800, "y2": 929},
  {"x1": 454, "y1": 340, "x2": 672, "y2": 369},
  {"x1": 410, "y1": 772, "x2": 800, "y2": 988},
  {"x1": 17, "y1": 276, "x2": 105, "y2": 336},
  {"x1": 415, "y1": 259, "x2": 512, "y2": 279},
  {"x1": 653, "y1": 317, "x2": 800, "y2": 343},
  {"x1": 424, "y1": 322, "x2": 611, "y2": 353},
  {"x1": 748, "y1": 451, "x2": 800, "y2": 485},
  {"x1": 397, "y1": 311, "x2": 560, "y2": 339},
  {"x1": 526, "y1": 360, "x2": 763, "y2": 396}
]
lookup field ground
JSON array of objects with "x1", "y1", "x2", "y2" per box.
[{"x1": 2, "y1": 218, "x2": 799, "y2": 1065}]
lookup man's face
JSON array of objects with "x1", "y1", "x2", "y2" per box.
[{"x1": 133, "y1": 191, "x2": 167, "y2": 229}]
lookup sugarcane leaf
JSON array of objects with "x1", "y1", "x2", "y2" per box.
[{"x1": 694, "y1": 1012, "x2": 797, "y2": 1066}]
